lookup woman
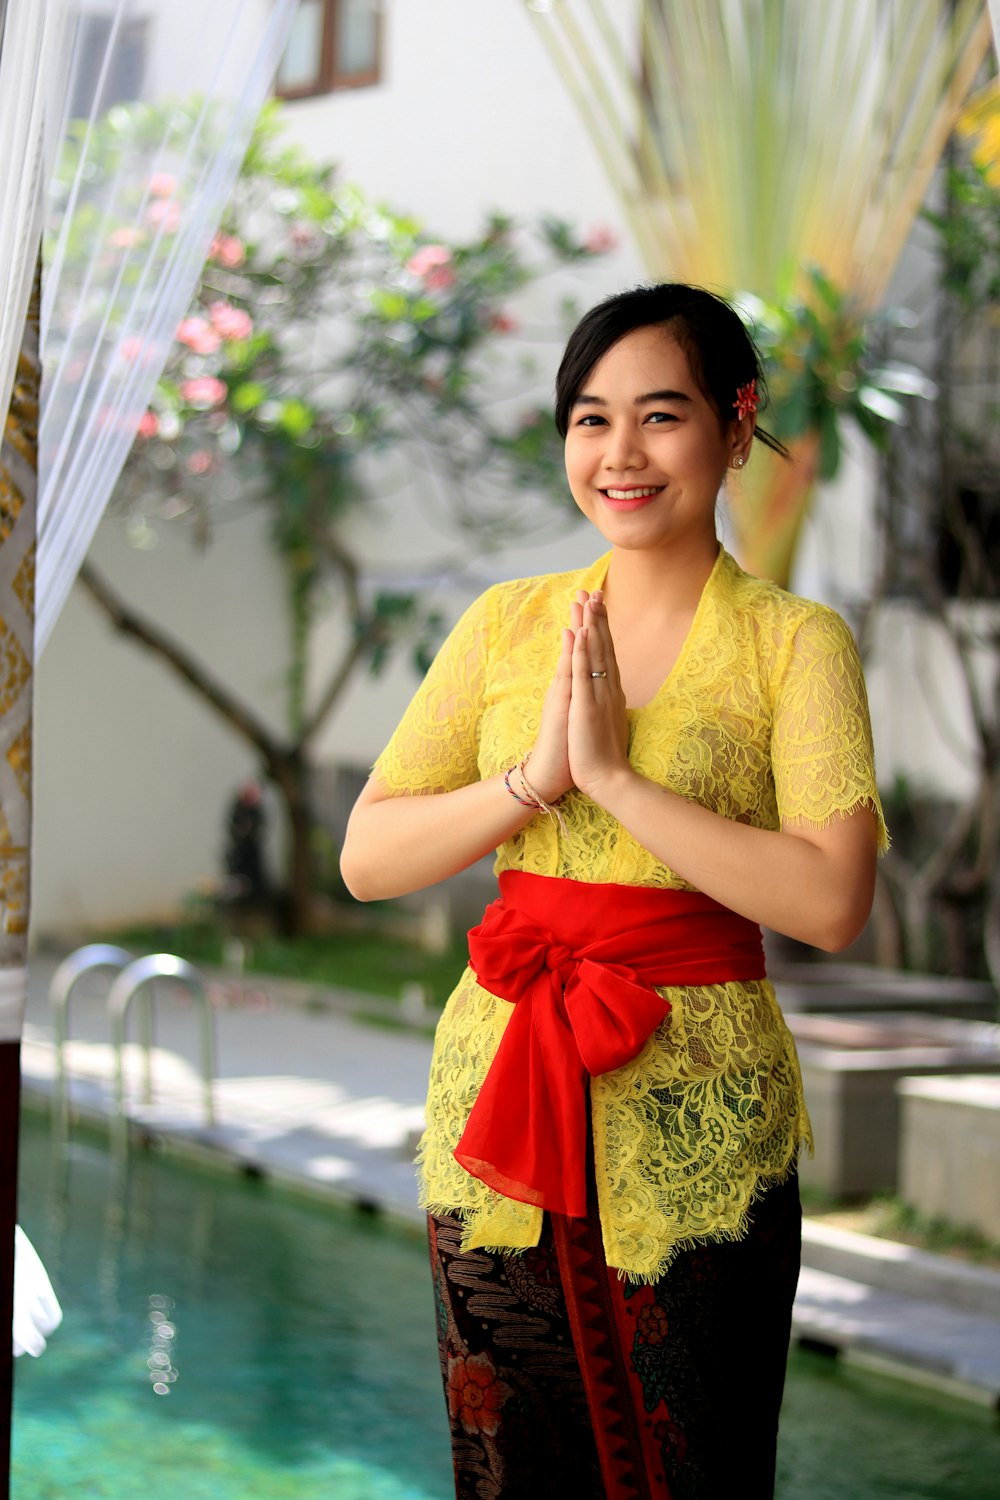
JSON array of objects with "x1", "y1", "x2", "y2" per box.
[{"x1": 341, "y1": 284, "x2": 887, "y2": 1500}]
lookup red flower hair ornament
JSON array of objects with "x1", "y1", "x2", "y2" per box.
[{"x1": 733, "y1": 379, "x2": 760, "y2": 421}]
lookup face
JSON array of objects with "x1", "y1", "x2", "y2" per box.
[{"x1": 563, "y1": 325, "x2": 750, "y2": 559}]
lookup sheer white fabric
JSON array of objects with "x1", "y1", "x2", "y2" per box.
[
  {"x1": 37, "y1": 0, "x2": 300, "y2": 653},
  {"x1": 0, "y1": 0, "x2": 63, "y2": 436},
  {"x1": 13, "y1": 1227, "x2": 62, "y2": 1358}
]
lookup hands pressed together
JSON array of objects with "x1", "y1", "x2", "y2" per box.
[{"x1": 523, "y1": 590, "x2": 632, "y2": 807}]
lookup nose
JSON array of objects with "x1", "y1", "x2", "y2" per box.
[{"x1": 600, "y1": 421, "x2": 646, "y2": 473}]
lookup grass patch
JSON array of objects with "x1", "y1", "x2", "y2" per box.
[
  {"x1": 100, "y1": 918, "x2": 468, "y2": 1008},
  {"x1": 803, "y1": 1188, "x2": 1000, "y2": 1270}
]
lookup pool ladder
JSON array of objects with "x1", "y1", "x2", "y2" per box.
[{"x1": 51, "y1": 945, "x2": 216, "y2": 1135}]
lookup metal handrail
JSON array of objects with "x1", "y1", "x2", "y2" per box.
[
  {"x1": 107, "y1": 955, "x2": 216, "y2": 1131},
  {"x1": 50, "y1": 944, "x2": 134, "y2": 1123}
]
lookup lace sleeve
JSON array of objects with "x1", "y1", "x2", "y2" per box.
[
  {"x1": 371, "y1": 585, "x2": 496, "y2": 796},
  {"x1": 770, "y1": 606, "x2": 889, "y2": 850}
]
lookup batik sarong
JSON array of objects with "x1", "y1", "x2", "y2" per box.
[{"x1": 429, "y1": 1173, "x2": 801, "y2": 1500}]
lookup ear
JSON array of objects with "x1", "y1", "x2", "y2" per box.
[{"x1": 727, "y1": 412, "x2": 756, "y2": 467}]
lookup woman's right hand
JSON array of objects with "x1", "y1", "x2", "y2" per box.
[{"x1": 522, "y1": 590, "x2": 586, "y2": 803}]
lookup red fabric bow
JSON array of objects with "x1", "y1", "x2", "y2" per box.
[{"x1": 454, "y1": 872, "x2": 766, "y2": 1219}]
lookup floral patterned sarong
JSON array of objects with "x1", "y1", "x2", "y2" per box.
[{"x1": 428, "y1": 1174, "x2": 800, "y2": 1500}]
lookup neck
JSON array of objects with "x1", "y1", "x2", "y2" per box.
[{"x1": 603, "y1": 533, "x2": 720, "y2": 621}]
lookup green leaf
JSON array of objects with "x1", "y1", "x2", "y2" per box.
[
  {"x1": 370, "y1": 288, "x2": 410, "y2": 321},
  {"x1": 857, "y1": 386, "x2": 907, "y2": 424},
  {"x1": 818, "y1": 413, "x2": 842, "y2": 481},
  {"x1": 278, "y1": 399, "x2": 314, "y2": 439},
  {"x1": 231, "y1": 381, "x2": 268, "y2": 413},
  {"x1": 867, "y1": 364, "x2": 936, "y2": 400}
]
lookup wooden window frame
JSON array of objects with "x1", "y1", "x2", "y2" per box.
[{"x1": 276, "y1": 0, "x2": 382, "y2": 102}]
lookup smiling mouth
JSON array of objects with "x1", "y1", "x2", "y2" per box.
[
  {"x1": 602, "y1": 486, "x2": 663, "y2": 500},
  {"x1": 599, "y1": 485, "x2": 664, "y2": 510}
]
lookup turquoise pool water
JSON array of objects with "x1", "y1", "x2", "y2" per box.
[{"x1": 13, "y1": 1110, "x2": 1000, "y2": 1499}]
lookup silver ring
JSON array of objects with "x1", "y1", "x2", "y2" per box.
[{"x1": 591, "y1": 670, "x2": 607, "y2": 679}]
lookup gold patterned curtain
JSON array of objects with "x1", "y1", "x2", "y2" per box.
[
  {"x1": 0, "y1": 279, "x2": 35, "y2": 1028},
  {"x1": 0, "y1": 261, "x2": 37, "y2": 1488}
]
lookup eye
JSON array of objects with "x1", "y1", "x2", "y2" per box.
[
  {"x1": 645, "y1": 410, "x2": 678, "y2": 425},
  {"x1": 574, "y1": 413, "x2": 607, "y2": 427}
]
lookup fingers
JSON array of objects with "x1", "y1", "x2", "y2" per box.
[
  {"x1": 556, "y1": 625, "x2": 574, "y2": 678},
  {"x1": 568, "y1": 589, "x2": 620, "y2": 688},
  {"x1": 572, "y1": 624, "x2": 611, "y2": 691},
  {"x1": 581, "y1": 591, "x2": 618, "y2": 684},
  {"x1": 570, "y1": 589, "x2": 587, "y2": 635}
]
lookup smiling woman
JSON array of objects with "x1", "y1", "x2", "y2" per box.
[{"x1": 340, "y1": 282, "x2": 887, "y2": 1500}]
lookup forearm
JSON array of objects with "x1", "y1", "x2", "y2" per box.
[
  {"x1": 591, "y1": 767, "x2": 877, "y2": 951},
  {"x1": 340, "y1": 773, "x2": 539, "y2": 902}
]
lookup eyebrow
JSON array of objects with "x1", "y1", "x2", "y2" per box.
[{"x1": 572, "y1": 388, "x2": 693, "y2": 407}]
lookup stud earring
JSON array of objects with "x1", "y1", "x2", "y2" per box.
[{"x1": 732, "y1": 454, "x2": 746, "y2": 469}]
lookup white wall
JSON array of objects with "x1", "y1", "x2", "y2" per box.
[
  {"x1": 865, "y1": 600, "x2": 1000, "y2": 803},
  {"x1": 32, "y1": 511, "x2": 290, "y2": 935},
  {"x1": 284, "y1": 0, "x2": 642, "y2": 245}
]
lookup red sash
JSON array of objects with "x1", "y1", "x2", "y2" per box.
[{"x1": 454, "y1": 870, "x2": 766, "y2": 1218}]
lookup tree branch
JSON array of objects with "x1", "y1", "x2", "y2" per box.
[
  {"x1": 78, "y1": 561, "x2": 288, "y2": 768},
  {"x1": 298, "y1": 631, "x2": 370, "y2": 750}
]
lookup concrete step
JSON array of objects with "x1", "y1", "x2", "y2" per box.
[
  {"x1": 802, "y1": 1218, "x2": 1000, "y2": 1320},
  {"x1": 794, "y1": 1264, "x2": 1000, "y2": 1407}
]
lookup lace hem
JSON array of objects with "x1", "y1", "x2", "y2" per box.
[
  {"x1": 417, "y1": 971, "x2": 813, "y2": 1281},
  {"x1": 781, "y1": 794, "x2": 890, "y2": 854}
]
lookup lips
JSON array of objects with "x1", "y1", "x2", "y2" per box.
[{"x1": 599, "y1": 485, "x2": 664, "y2": 511}]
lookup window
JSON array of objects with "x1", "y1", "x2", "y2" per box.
[
  {"x1": 68, "y1": 14, "x2": 149, "y2": 118},
  {"x1": 275, "y1": 0, "x2": 381, "y2": 100}
]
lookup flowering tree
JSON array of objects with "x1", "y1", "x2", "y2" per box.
[{"x1": 78, "y1": 104, "x2": 608, "y2": 932}]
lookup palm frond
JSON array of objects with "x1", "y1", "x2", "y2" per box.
[{"x1": 525, "y1": 0, "x2": 992, "y2": 307}]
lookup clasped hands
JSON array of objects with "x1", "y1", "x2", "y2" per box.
[{"x1": 524, "y1": 589, "x2": 632, "y2": 807}]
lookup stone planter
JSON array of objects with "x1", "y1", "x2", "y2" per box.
[
  {"x1": 786, "y1": 1012, "x2": 1000, "y2": 1197},
  {"x1": 898, "y1": 1074, "x2": 1000, "y2": 1242},
  {"x1": 772, "y1": 962, "x2": 997, "y2": 1022}
]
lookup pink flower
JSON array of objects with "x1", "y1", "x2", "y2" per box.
[
  {"x1": 176, "y1": 317, "x2": 222, "y2": 355},
  {"x1": 136, "y1": 411, "x2": 160, "y2": 439},
  {"x1": 583, "y1": 224, "x2": 619, "y2": 255},
  {"x1": 289, "y1": 222, "x2": 320, "y2": 252},
  {"x1": 119, "y1": 336, "x2": 145, "y2": 363},
  {"x1": 180, "y1": 377, "x2": 227, "y2": 409},
  {"x1": 208, "y1": 301, "x2": 253, "y2": 342},
  {"x1": 109, "y1": 226, "x2": 144, "y2": 250},
  {"x1": 148, "y1": 172, "x2": 177, "y2": 199},
  {"x1": 209, "y1": 233, "x2": 246, "y2": 268},
  {"x1": 186, "y1": 449, "x2": 214, "y2": 475},
  {"x1": 407, "y1": 244, "x2": 455, "y2": 289},
  {"x1": 488, "y1": 310, "x2": 518, "y2": 334},
  {"x1": 147, "y1": 199, "x2": 181, "y2": 234}
]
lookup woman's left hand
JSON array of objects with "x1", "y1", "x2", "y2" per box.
[{"x1": 568, "y1": 592, "x2": 631, "y2": 800}]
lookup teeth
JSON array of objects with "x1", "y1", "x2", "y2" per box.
[{"x1": 604, "y1": 487, "x2": 660, "y2": 499}]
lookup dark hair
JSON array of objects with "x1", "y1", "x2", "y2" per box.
[{"x1": 554, "y1": 282, "x2": 788, "y2": 458}]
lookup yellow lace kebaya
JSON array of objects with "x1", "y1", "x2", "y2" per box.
[{"x1": 373, "y1": 546, "x2": 888, "y2": 1282}]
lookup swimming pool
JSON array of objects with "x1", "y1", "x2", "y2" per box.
[{"x1": 12, "y1": 1110, "x2": 1000, "y2": 1499}]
